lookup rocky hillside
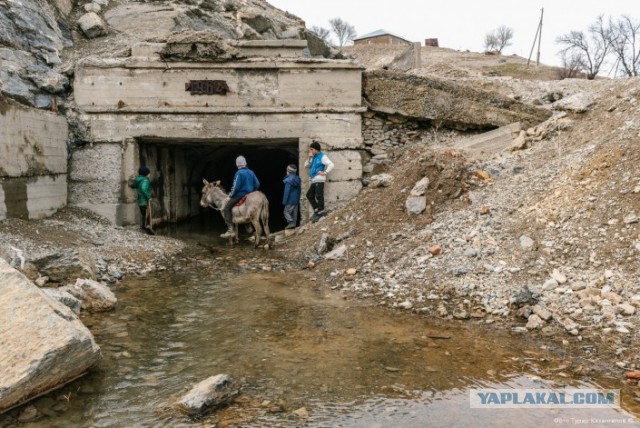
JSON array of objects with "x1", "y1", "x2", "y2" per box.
[{"x1": 282, "y1": 50, "x2": 640, "y2": 373}]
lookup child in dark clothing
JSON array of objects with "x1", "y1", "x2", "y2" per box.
[{"x1": 282, "y1": 164, "x2": 301, "y2": 229}]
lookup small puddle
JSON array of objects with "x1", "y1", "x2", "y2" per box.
[{"x1": 7, "y1": 259, "x2": 640, "y2": 427}]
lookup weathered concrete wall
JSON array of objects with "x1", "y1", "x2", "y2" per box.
[
  {"x1": 74, "y1": 62, "x2": 362, "y2": 111},
  {"x1": 0, "y1": 96, "x2": 68, "y2": 220},
  {"x1": 69, "y1": 142, "x2": 125, "y2": 222}
]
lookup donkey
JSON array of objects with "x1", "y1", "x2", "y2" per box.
[{"x1": 200, "y1": 179, "x2": 270, "y2": 248}]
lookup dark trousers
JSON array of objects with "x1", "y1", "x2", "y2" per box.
[
  {"x1": 139, "y1": 206, "x2": 147, "y2": 228},
  {"x1": 306, "y1": 182, "x2": 325, "y2": 213},
  {"x1": 223, "y1": 196, "x2": 242, "y2": 228}
]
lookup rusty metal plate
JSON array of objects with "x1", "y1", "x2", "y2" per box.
[{"x1": 185, "y1": 80, "x2": 229, "y2": 95}]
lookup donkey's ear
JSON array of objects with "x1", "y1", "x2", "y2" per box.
[
  {"x1": 203, "y1": 178, "x2": 209, "y2": 185},
  {"x1": 214, "y1": 180, "x2": 221, "y2": 186}
]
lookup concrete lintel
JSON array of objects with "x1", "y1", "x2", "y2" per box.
[
  {"x1": 78, "y1": 59, "x2": 364, "y2": 70},
  {"x1": 235, "y1": 40, "x2": 309, "y2": 48},
  {"x1": 81, "y1": 107, "x2": 368, "y2": 115}
]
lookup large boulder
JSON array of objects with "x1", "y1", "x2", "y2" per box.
[{"x1": 0, "y1": 259, "x2": 101, "y2": 413}]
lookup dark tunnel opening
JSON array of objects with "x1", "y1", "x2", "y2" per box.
[{"x1": 139, "y1": 139, "x2": 299, "y2": 237}]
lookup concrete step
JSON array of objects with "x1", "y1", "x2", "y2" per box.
[{"x1": 456, "y1": 122, "x2": 521, "y2": 156}]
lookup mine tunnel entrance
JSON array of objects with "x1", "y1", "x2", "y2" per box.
[{"x1": 138, "y1": 139, "x2": 299, "y2": 233}]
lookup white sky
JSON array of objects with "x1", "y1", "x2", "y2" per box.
[{"x1": 267, "y1": 0, "x2": 640, "y2": 68}]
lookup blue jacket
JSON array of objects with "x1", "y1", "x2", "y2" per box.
[
  {"x1": 282, "y1": 173, "x2": 301, "y2": 205},
  {"x1": 229, "y1": 167, "x2": 260, "y2": 198},
  {"x1": 308, "y1": 151, "x2": 326, "y2": 179}
]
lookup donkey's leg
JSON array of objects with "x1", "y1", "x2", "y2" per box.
[
  {"x1": 261, "y1": 205, "x2": 270, "y2": 249},
  {"x1": 234, "y1": 223, "x2": 240, "y2": 244},
  {"x1": 252, "y1": 219, "x2": 262, "y2": 248}
]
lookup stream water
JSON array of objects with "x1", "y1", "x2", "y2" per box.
[{"x1": 4, "y1": 225, "x2": 640, "y2": 427}]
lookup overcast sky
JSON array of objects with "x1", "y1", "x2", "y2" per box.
[{"x1": 268, "y1": 0, "x2": 640, "y2": 68}]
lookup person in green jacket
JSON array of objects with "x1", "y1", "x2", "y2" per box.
[{"x1": 128, "y1": 166, "x2": 154, "y2": 233}]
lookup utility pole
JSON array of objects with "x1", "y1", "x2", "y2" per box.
[
  {"x1": 536, "y1": 8, "x2": 543, "y2": 66},
  {"x1": 527, "y1": 8, "x2": 544, "y2": 67}
]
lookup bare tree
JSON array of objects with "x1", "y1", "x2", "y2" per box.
[
  {"x1": 556, "y1": 15, "x2": 613, "y2": 80},
  {"x1": 609, "y1": 15, "x2": 640, "y2": 76},
  {"x1": 558, "y1": 51, "x2": 585, "y2": 79},
  {"x1": 484, "y1": 33, "x2": 499, "y2": 52},
  {"x1": 484, "y1": 25, "x2": 514, "y2": 53},
  {"x1": 495, "y1": 25, "x2": 514, "y2": 52},
  {"x1": 329, "y1": 17, "x2": 356, "y2": 47},
  {"x1": 310, "y1": 25, "x2": 331, "y2": 44}
]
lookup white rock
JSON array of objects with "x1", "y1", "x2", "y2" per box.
[
  {"x1": 520, "y1": 235, "x2": 535, "y2": 250},
  {"x1": 532, "y1": 304, "x2": 552, "y2": 321},
  {"x1": 62, "y1": 278, "x2": 117, "y2": 312},
  {"x1": 369, "y1": 173, "x2": 394, "y2": 188},
  {"x1": 324, "y1": 244, "x2": 347, "y2": 260},
  {"x1": 77, "y1": 12, "x2": 108, "y2": 39},
  {"x1": 617, "y1": 303, "x2": 636, "y2": 316},
  {"x1": 526, "y1": 314, "x2": 544, "y2": 330},
  {"x1": 552, "y1": 92, "x2": 596, "y2": 113},
  {"x1": 176, "y1": 374, "x2": 238, "y2": 416},
  {"x1": 410, "y1": 177, "x2": 430, "y2": 196},
  {"x1": 398, "y1": 300, "x2": 413, "y2": 310},
  {"x1": 542, "y1": 279, "x2": 559, "y2": 291},
  {"x1": 551, "y1": 269, "x2": 567, "y2": 284}
]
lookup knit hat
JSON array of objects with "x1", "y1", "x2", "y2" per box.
[
  {"x1": 138, "y1": 166, "x2": 150, "y2": 176},
  {"x1": 310, "y1": 141, "x2": 321, "y2": 151},
  {"x1": 286, "y1": 164, "x2": 297, "y2": 173},
  {"x1": 236, "y1": 155, "x2": 247, "y2": 167}
]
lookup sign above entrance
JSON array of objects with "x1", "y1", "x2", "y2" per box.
[{"x1": 185, "y1": 80, "x2": 229, "y2": 95}]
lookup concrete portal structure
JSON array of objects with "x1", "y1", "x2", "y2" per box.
[
  {"x1": 0, "y1": 96, "x2": 68, "y2": 220},
  {"x1": 72, "y1": 40, "x2": 364, "y2": 227}
]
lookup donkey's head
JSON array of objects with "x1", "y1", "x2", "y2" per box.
[{"x1": 200, "y1": 179, "x2": 226, "y2": 209}]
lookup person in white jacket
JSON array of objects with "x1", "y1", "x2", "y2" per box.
[{"x1": 304, "y1": 140, "x2": 334, "y2": 222}]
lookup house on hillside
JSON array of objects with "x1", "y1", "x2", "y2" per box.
[{"x1": 353, "y1": 29, "x2": 412, "y2": 46}]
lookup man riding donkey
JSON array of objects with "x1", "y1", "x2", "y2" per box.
[{"x1": 220, "y1": 155, "x2": 260, "y2": 239}]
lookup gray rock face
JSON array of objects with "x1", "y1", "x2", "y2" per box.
[
  {"x1": 0, "y1": 0, "x2": 71, "y2": 106},
  {"x1": 176, "y1": 374, "x2": 238, "y2": 417},
  {"x1": 0, "y1": 259, "x2": 101, "y2": 413}
]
